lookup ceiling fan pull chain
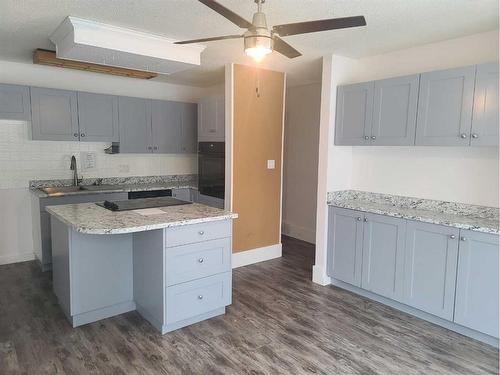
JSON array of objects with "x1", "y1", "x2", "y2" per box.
[{"x1": 256, "y1": 73, "x2": 261, "y2": 98}]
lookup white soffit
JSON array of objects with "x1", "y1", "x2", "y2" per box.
[{"x1": 50, "y1": 16, "x2": 205, "y2": 75}]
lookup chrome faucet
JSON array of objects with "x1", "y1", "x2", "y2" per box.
[{"x1": 69, "y1": 155, "x2": 81, "y2": 186}]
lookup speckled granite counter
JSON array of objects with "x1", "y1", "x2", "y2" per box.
[
  {"x1": 327, "y1": 190, "x2": 499, "y2": 234},
  {"x1": 30, "y1": 174, "x2": 197, "y2": 198},
  {"x1": 46, "y1": 202, "x2": 237, "y2": 234}
]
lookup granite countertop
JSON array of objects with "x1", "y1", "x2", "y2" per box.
[
  {"x1": 30, "y1": 175, "x2": 198, "y2": 198},
  {"x1": 46, "y1": 202, "x2": 237, "y2": 235},
  {"x1": 327, "y1": 190, "x2": 499, "y2": 235}
]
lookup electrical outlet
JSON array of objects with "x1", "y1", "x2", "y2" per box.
[{"x1": 267, "y1": 160, "x2": 275, "y2": 169}]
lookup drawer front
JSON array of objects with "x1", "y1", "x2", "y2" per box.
[
  {"x1": 165, "y1": 272, "x2": 231, "y2": 325},
  {"x1": 165, "y1": 219, "x2": 231, "y2": 248},
  {"x1": 166, "y1": 238, "x2": 231, "y2": 286},
  {"x1": 40, "y1": 192, "x2": 128, "y2": 211}
]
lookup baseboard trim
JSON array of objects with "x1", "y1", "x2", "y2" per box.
[
  {"x1": 0, "y1": 252, "x2": 35, "y2": 266},
  {"x1": 312, "y1": 265, "x2": 331, "y2": 285},
  {"x1": 232, "y1": 243, "x2": 282, "y2": 269},
  {"x1": 282, "y1": 222, "x2": 316, "y2": 244}
]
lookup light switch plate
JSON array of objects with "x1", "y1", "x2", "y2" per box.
[{"x1": 267, "y1": 160, "x2": 275, "y2": 169}]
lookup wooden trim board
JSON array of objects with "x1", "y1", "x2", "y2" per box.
[{"x1": 33, "y1": 49, "x2": 158, "y2": 80}]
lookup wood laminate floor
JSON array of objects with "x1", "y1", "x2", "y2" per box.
[{"x1": 0, "y1": 236, "x2": 498, "y2": 374}]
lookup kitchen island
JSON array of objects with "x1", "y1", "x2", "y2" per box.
[{"x1": 46, "y1": 201, "x2": 237, "y2": 334}]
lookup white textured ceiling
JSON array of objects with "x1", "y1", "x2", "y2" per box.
[{"x1": 1, "y1": 0, "x2": 498, "y2": 87}]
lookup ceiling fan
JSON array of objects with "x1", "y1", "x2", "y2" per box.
[{"x1": 175, "y1": 0, "x2": 366, "y2": 62}]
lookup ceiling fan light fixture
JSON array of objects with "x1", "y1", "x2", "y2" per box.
[{"x1": 244, "y1": 35, "x2": 273, "y2": 62}]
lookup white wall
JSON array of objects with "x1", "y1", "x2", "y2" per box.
[
  {"x1": 0, "y1": 60, "x2": 214, "y2": 265},
  {"x1": 282, "y1": 83, "x2": 321, "y2": 243},
  {"x1": 313, "y1": 30, "x2": 500, "y2": 285}
]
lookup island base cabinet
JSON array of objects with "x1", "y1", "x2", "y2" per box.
[
  {"x1": 454, "y1": 230, "x2": 499, "y2": 338},
  {"x1": 403, "y1": 221, "x2": 459, "y2": 320}
]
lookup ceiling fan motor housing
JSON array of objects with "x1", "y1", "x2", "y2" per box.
[{"x1": 244, "y1": 11, "x2": 273, "y2": 51}]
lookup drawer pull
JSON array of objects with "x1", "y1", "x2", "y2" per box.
[
  {"x1": 449, "y1": 235, "x2": 456, "y2": 239},
  {"x1": 198, "y1": 231, "x2": 205, "y2": 235},
  {"x1": 198, "y1": 295, "x2": 204, "y2": 300},
  {"x1": 198, "y1": 258, "x2": 204, "y2": 263}
]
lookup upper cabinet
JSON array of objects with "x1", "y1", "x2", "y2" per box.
[
  {"x1": 31, "y1": 87, "x2": 79, "y2": 141},
  {"x1": 77, "y1": 92, "x2": 119, "y2": 142},
  {"x1": 180, "y1": 102, "x2": 198, "y2": 153},
  {"x1": 198, "y1": 95, "x2": 224, "y2": 142},
  {"x1": 471, "y1": 63, "x2": 499, "y2": 146},
  {"x1": 0, "y1": 84, "x2": 31, "y2": 121},
  {"x1": 416, "y1": 66, "x2": 475, "y2": 146},
  {"x1": 335, "y1": 82, "x2": 373, "y2": 145},
  {"x1": 372, "y1": 75, "x2": 419, "y2": 145},
  {"x1": 334, "y1": 63, "x2": 499, "y2": 147},
  {"x1": 151, "y1": 99, "x2": 182, "y2": 154},
  {"x1": 118, "y1": 96, "x2": 152, "y2": 153}
]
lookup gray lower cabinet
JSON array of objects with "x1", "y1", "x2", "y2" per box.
[
  {"x1": 361, "y1": 213, "x2": 405, "y2": 301},
  {"x1": 335, "y1": 82, "x2": 373, "y2": 145},
  {"x1": 403, "y1": 221, "x2": 459, "y2": 320},
  {"x1": 0, "y1": 83, "x2": 31, "y2": 121},
  {"x1": 327, "y1": 207, "x2": 363, "y2": 286},
  {"x1": 77, "y1": 92, "x2": 119, "y2": 142},
  {"x1": 415, "y1": 65, "x2": 476, "y2": 146},
  {"x1": 454, "y1": 230, "x2": 499, "y2": 338},
  {"x1": 118, "y1": 97, "x2": 153, "y2": 153},
  {"x1": 371, "y1": 75, "x2": 419, "y2": 145},
  {"x1": 470, "y1": 62, "x2": 499, "y2": 146},
  {"x1": 31, "y1": 87, "x2": 79, "y2": 141}
]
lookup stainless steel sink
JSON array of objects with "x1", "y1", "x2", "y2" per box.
[
  {"x1": 80, "y1": 184, "x2": 123, "y2": 191},
  {"x1": 41, "y1": 186, "x2": 87, "y2": 196}
]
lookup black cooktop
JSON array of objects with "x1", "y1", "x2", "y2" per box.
[{"x1": 97, "y1": 197, "x2": 192, "y2": 211}]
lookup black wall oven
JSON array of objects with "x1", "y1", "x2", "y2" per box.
[{"x1": 198, "y1": 142, "x2": 225, "y2": 199}]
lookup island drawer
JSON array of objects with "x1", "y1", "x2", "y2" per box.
[
  {"x1": 165, "y1": 219, "x2": 231, "y2": 248},
  {"x1": 165, "y1": 272, "x2": 231, "y2": 325},
  {"x1": 166, "y1": 238, "x2": 231, "y2": 286}
]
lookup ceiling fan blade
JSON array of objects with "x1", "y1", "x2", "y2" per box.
[
  {"x1": 273, "y1": 36, "x2": 302, "y2": 59},
  {"x1": 273, "y1": 16, "x2": 366, "y2": 37},
  {"x1": 175, "y1": 34, "x2": 243, "y2": 44},
  {"x1": 198, "y1": 0, "x2": 253, "y2": 29}
]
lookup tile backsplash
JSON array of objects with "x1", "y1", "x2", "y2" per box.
[{"x1": 0, "y1": 120, "x2": 197, "y2": 189}]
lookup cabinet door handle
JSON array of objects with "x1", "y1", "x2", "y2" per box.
[
  {"x1": 471, "y1": 133, "x2": 479, "y2": 139},
  {"x1": 73, "y1": 133, "x2": 79, "y2": 138},
  {"x1": 363, "y1": 217, "x2": 368, "y2": 222},
  {"x1": 197, "y1": 295, "x2": 204, "y2": 300},
  {"x1": 364, "y1": 136, "x2": 370, "y2": 140},
  {"x1": 147, "y1": 146, "x2": 153, "y2": 151},
  {"x1": 80, "y1": 133, "x2": 85, "y2": 138},
  {"x1": 198, "y1": 230, "x2": 205, "y2": 235},
  {"x1": 370, "y1": 135, "x2": 376, "y2": 140},
  {"x1": 356, "y1": 217, "x2": 362, "y2": 221},
  {"x1": 460, "y1": 133, "x2": 468, "y2": 139},
  {"x1": 449, "y1": 235, "x2": 456, "y2": 239},
  {"x1": 198, "y1": 258, "x2": 204, "y2": 263},
  {"x1": 153, "y1": 146, "x2": 158, "y2": 150},
  {"x1": 460, "y1": 236, "x2": 467, "y2": 241}
]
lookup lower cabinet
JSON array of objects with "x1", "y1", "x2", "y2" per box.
[
  {"x1": 361, "y1": 213, "x2": 405, "y2": 301},
  {"x1": 327, "y1": 206, "x2": 499, "y2": 343},
  {"x1": 403, "y1": 221, "x2": 459, "y2": 320},
  {"x1": 454, "y1": 230, "x2": 499, "y2": 337}
]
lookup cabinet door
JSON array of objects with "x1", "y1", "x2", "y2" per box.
[
  {"x1": 118, "y1": 97, "x2": 152, "y2": 153},
  {"x1": 198, "y1": 96, "x2": 225, "y2": 142},
  {"x1": 403, "y1": 221, "x2": 459, "y2": 320},
  {"x1": 334, "y1": 82, "x2": 373, "y2": 145},
  {"x1": 415, "y1": 66, "x2": 475, "y2": 146},
  {"x1": 77, "y1": 92, "x2": 119, "y2": 142},
  {"x1": 470, "y1": 63, "x2": 499, "y2": 146},
  {"x1": 0, "y1": 84, "x2": 31, "y2": 121},
  {"x1": 454, "y1": 230, "x2": 499, "y2": 338},
  {"x1": 371, "y1": 75, "x2": 419, "y2": 145},
  {"x1": 361, "y1": 213, "x2": 405, "y2": 301},
  {"x1": 151, "y1": 100, "x2": 181, "y2": 153},
  {"x1": 31, "y1": 87, "x2": 79, "y2": 141},
  {"x1": 180, "y1": 103, "x2": 198, "y2": 153},
  {"x1": 327, "y1": 207, "x2": 363, "y2": 286}
]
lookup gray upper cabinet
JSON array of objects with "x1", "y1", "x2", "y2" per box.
[
  {"x1": 335, "y1": 82, "x2": 373, "y2": 145},
  {"x1": 403, "y1": 221, "x2": 459, "y2": 320},
  {"x1": 415, "y1": 66, "x2": 475, "y2": 146},
  {"x1": 31, "y1": 87, "x2": 79, "y2": 141},
  {"x1": 0, "y1": 84, "x2": 31, "y2": 121},
  {"x1": 198, "y1": 95, "x2": 224, "y2": 142},
  {"x1": 361, "y1": 212, "x2": 405, "y2": 301},
  {"x1": 180, "y1": 103, "x2": 198, "y2": 153},
  {"x1": 371, "y1": 75, "x2": 419, "y2": 145},
  {"x1": 470, "y1": 62, "x2": 499, "y2": 146},
  {"x1": 151, "y1": 100, "x2": 181, "y2": 153},
  {"x1": 454, "y1": 230, "x2": 499, "y2": 338},
  {"x1": 327, "y1": 207, "x2": 364, "y2": 287},
  {"x1": 77, "y1": 92, "x2": 119, "y2": 142},
  {"x1": 118, "y1": 96, "x2": 152, "y2": 153}
]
